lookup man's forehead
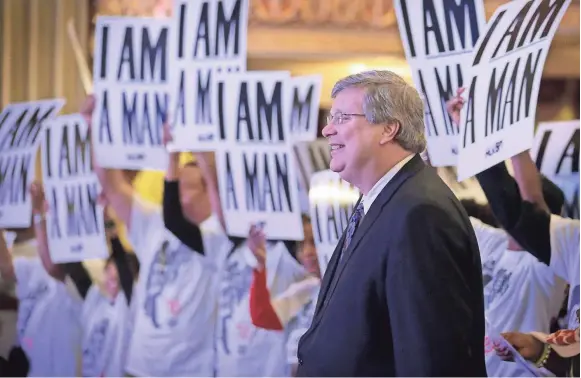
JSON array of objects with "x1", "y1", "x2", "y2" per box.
[{"x1": 331, "y1": 87, "x2": 364, "y2": 112}]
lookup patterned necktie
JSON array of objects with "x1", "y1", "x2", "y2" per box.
[{"x1": 340, "y1": 202, "x2": 364, "y2": 260}]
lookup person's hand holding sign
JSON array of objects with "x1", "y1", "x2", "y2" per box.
[
  {"x1": 29, "y1": 181, "x2": 47, "y2": 216},
  {"x1": 446, "y1": 87, "x2": 465, "y2": 126},
  {"x1": 247, "y1": 224, "x2": 266, "y2": 271}
]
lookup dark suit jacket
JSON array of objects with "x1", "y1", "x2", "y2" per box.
[{"x1": 296, "y1": 155, "x2": 487, "y2": 377}]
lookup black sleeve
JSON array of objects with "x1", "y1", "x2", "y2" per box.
[
  {"x1": 163, "y1": 180, "x2": 205, "y2": 254},
  {"x1": 61, "y1": 262, "x2": 92, "y2": 300},
  {"x1": 110, "y1": 237, "x2": 134, "y2": 304},
  {"x1": 475, "y1": 163, "x2": 551, "y2": 265},
  {"x1": 475, "y1": 162, "x2": 522, "y2": 230}
]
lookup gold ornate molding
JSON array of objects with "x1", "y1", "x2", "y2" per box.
[
  {"x1": 249, "y1": 0, "x2": 397, "y2": 29},
  {"x1": 90, "y1": 0, "x2": 579, "y2": 77}
]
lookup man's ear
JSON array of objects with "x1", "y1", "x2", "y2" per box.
[{"x1": 379, "y1": 122, "x2": 400, "y2": 145}]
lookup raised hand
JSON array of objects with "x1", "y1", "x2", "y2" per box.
[
  {"x1": 29, "y1": 181, "x2": 47, "y2": 215},
  {"x1": 445, "y1": 87, "x2": 465, "y2": 127},
  {"x1": 80, "y1": 95, "x2": 96, "y2": 126},
  {"x1": 162, "y1": 122, "x2": 173, "y2": 147},
  {"x1": 247, "y1": 224, "x2": 266, "y2": 270},
  {"x1": 501, "y1": 332, "x2": 544, "y2": 362}
]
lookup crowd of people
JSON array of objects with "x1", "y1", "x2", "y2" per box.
[{"x1": 0, "y1": 71, "x2": 579, "y2": 377}]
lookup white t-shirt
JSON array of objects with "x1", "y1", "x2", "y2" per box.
[
  {"x1": 81, "y1": 285, "x2": 131, "y2": 377},
  {"x1": 470, "y1": 218, "x2": 567, "y2": 377},
  {"x1": 215, "y1": 241, "x2": 306, "y2": 377},
  {"x1": 12, "y1": 241, "x2": 82, "y2": 377},
  {"x1": 124, "y1": 196, "x2": 229, "y2": 377},
  {"x1": 284, "y1": 280, "x2": 320, "y2": 366},
  {"x1": 549, "y1": 215, "x2": 580, "y2": 330}
]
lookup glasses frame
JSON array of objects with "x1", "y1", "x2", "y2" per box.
[{"x1": 326, "y1": 111, "x2": 366, "y2": 125}]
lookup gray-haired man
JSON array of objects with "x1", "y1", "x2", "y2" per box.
[{"x1": 296, "y1": 70, "x2": 487, "y2": 377}]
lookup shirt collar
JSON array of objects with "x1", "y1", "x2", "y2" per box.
[{"x1": 362, "y1": 154, "x2": 415, "y2": 215}]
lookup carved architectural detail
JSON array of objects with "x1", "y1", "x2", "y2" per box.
[
  {"x1": 249, "y1": 0, "x2": 397, "y2": 29},
  {"x1": 93, "y1": 0, "x2": 172, "y2": 18},
  {"x1": 92, "y1": 0, "x2": 396, "y2": 28}
]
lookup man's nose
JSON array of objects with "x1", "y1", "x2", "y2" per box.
[{"x1": 322, "y1": 122, "x2": 336, "y2": 138}]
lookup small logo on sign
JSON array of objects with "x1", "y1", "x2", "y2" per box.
[{"x1": 127, "y1": 153, "x2": 145, "y2": 161}]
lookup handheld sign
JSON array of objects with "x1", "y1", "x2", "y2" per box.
[
  {"x1": 457, "y1": 0, "x2": 571, "y2": 181},
  {"x1": 0, "y1": 99, "x2": 65, "y2": 228},
  {"x1": 294, "y1": 139, "x2": 331, "y2": 212},
  {"x1": 289, "y1": 75, "x2": 322, "y2": 143},
  {"x1": 215, "y1": 71, "x2": 304, "y2": 240},
  {"x1": 169, "y1": 0, "x2": 249, "y2": 151},
  {"x1": 394, "y1": 0, "x2": 486, "y2": 167},
  {"x1": 530, "y1": 120, "x2": 579, "y2": 218},
  {"x1": 309, "y1": 170, "x2": 360, "y2": 275},
  {"x1": 92, "y1": 16, "x2": 170, "y2": 171},
  {"x1": 41, "y1": 114, "x2": 108, "y2": 263}
]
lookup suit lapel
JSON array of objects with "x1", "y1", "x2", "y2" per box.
[{"x1": 311, "y1": 155, "x2": 426, "y2": 325}]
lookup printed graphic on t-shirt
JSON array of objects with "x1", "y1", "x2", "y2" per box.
[
  {"x1": 486, "y1": 268, "x2": 512, "y2": 307},
  {"x1": 482, "y1": 258, "x2": 497, "y2": 288},
  {"x1": 144, "y1": 240, "x2": 193, "y2": 328},
  {"x1": 83, "y1": 317, "x2": 109, "y2": 375},
  {"x1": 17, "y1": 282, "x2": 48, "y2": 342},
  {"x1": 218, "y1": 256, "x2": 253, "y2": 355}
]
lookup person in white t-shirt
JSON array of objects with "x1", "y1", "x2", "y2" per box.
[
  {"x1": 81, "y1": 96, "x2": 230, "y2": 377},
  {"x1": 159, "y1": 136, "x2": 309, "y2": 375},
  {"x1": 447, "y1": 93, "x2": 569, "y2": 377},
  {"x1": 248, "y1": 215, "x2": 321, "y2": 377},
  {"x1": 0, "y1": 183, "x2": 83, "y2": 377},
  {"x1": 31, "y1": 185, "x2": 137, "y2": 377},
  {"x1": 479, "y1": 151, "x2": 580, "y2": 377}
]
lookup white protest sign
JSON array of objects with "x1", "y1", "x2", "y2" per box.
[
  {"x1": 0, "y1": 99, "x2": 65, "y2": 228},
  {"x1": 92, "y1": 16, "x2": 170, "y2": 171},
  {"x1": 294, "y1": 139, "x2": 330, "y2": 212},
  {"x1": 531, "y1": 120, "x2": 579, "y2": 177},
  {"x1": 457, "y1": 0, "x2": 571, "y2": 181},
  {"x1": 41, "y1": 114, "x2": 108, "y2": 263},
  {"x1": 169, "y1": 0, "x2": 249, "y2": 151},
  {"x1": 215, "y1": 71, "x2": 303, "y2": 240},
  {"x1": 309, "y1": 170, "x2": 360, "y2": 275},
  {"x1": 530, "y1": 120, "x2": 579, "y2": 218},
  {"x1": 289, "y1": 75, "x2": 322, "y2": 143},
  {"x1": 394, "y1": 0, "x2": 486, "y2": 167}
]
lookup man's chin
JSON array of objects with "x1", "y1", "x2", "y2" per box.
[{"x1": 329, "y1": 160, "x2": 344, "y2": 174}]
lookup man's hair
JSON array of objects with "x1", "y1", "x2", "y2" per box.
[{"x1": 331, "y1": 70, "x2": 426, "y2": 153}]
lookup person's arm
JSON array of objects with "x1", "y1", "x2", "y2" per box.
[
  {"x1": 81, "y1": 95, "x2": 135, "y2": 229},
  {"x1": 0, "y1": 231, "x2": 15, "y2": 283},
  {"x1": 500, "y1": 331, "x2": 577, "y2": 377},
  {"x1": 60, "y1": 263, "x2": 92, "y2": 299},
  {"x1": 511, "y1": 151, "x2": 550, "y2": 211},
  {"x1": 386, "y1": 203, "x2": 480, "y2": 376},
  {"x1": 110, "y1": 236, "x2": 134, "y2": 304},
  {"x1": 30, "y1": 182, "x2": 65, "y2": 281},
  {"x1": 249, "y1": 268, "x2": 284, "y2": 330},
  {"x1": 195, "y1": 152, "x2": 225, "y2": 230},
  {"x1": 162, "y1": 123, "x2": 205, "y2": 253},
  {"x1": 162, "y1": 156, "x2": 204, "y2": 253}
]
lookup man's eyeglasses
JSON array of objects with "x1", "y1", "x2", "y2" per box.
[{"x1": 326, "y1": 112, "x2": 365, "y2": 125}]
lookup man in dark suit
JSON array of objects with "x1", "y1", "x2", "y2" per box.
[{"x1": 296, "y1": 70, "x2": 487, "y2": 377}]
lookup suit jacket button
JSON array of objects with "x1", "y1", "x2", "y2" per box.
[{"x1": 298, "y1": 358, "x2": 303, "y2": 365}]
